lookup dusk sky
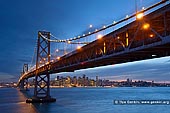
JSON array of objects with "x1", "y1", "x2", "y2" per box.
[{"x1": 0, "y1": 0, "x2": 169, "y2": 82}]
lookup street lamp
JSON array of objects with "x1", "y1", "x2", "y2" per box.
[
  {"x1": 149, "y1": 34, "x2": 154, "y2": 38},
  {"x1": 143, "y1": 23, "x2": 150, "y2": 30},
  {"x1": 57, "y1": 57, "x2": 60, "y2": 60},
  {"x1": 97, "y1": 34, "x2": 103, "y2": 39},
  {"x1": 77, "y1": 46, "x2": 81, "y2": 50},
  {"x1": 136, "y1": 12, "x2": 144, "y2": 20},
  {"x1": 89, "y1": 24, "x2": 93, "y2": 28},
  {"x1": 67, "y1": 41, "x2": 71, "y2": 44}
]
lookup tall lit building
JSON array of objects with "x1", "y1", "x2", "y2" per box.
[
  {"x1": 73, "y1": 76, "x2": 77, "y2": 86},
  {"x1": 96, "y1": 76, "x2": 99, "y2": 87},
  {"x1": 82, "y1": 74, "x2": 86, "y2": 87}
]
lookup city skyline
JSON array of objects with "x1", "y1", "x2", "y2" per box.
[
  {"x1": 54, "y1": 56, "x2": 170, "y2": 83},
  {"x1": 1, "y1": 75, "x2": 169, "y2": 88},
  {"x1": 50, "y1": 75, "x2": 170, "y2": 87},
  {"x1": 0, "y1": 0, "x2": 169, "y2": 82}
]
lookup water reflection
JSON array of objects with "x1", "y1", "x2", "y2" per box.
[{"x1": 0, "y1": 88, "x2": 38, "y2": 113}]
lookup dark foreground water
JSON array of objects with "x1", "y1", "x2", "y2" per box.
[{"x1": 1, "y1": 87, "x2": 170, "y2": 113}]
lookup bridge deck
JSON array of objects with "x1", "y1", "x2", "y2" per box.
[{"x1": 20, "y1": 2, "x2": 170, "y2": 81}]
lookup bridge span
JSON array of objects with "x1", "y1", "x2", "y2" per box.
[{"x1": 18, "y1": 0, "x2": 170, "y2": 103}]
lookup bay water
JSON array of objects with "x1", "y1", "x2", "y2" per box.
[{"x1": 1, "y1": 87, "x2": 170, "y2": 113}]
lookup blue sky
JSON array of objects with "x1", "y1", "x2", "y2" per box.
[{"x1": 0, "y1": 0, "x2": 169, "y2": 82}]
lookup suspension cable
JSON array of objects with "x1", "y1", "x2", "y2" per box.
[
  {"x1": 39, "y1": 0, "x2": 169, "y2": 45},
  {"x1": 42, "y1": 0, "x2": 169, "y2": 43}
]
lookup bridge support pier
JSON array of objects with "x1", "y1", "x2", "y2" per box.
[
  {"x1": 18, "y1": 79, "x2": 29, "y2": 91},
  {"x1": 19, "y1": 64, "x2": 29, "y2": 91},
  {"x1": 26, "y1": 31, "x2": 56, "y2": 103},
  {"x1": 24, "y1": 78, "x2": 29, "y2": 91},
  {"x1": 26, "y1": 73, "x2": 56, "y2": 103},
  {"x1": 19, "y1": 80, "x2": 25, "y2": 91}
]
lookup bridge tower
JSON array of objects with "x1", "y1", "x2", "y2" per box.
[
  {"x1": 19, "y1": 64, "x2": 29, "y2": 91},
  {"x1": 26, "y1": 31, "x2": 56, "y2": 103}
]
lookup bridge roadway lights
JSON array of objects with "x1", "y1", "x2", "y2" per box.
[{"x1": 26, "y1": 96, "x2": 56, "y2": 103}]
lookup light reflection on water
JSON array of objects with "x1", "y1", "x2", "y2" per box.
[{"x1": 0, "y1": 88, "x2": 38, "y2": 113}]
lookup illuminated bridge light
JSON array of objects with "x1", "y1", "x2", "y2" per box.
[
  {"x1": 126, "y1": 15, "x2": 129, "y2": 18},
  {"x1": 67, "y1": 41, "x2": 71, "y2": 44},
  {"x1": 57, "y1": 57, "x2": 60, "y2": 60},
  {"x1": 143, "y1": 23, "x2": 150, "y2": 30},
  {"x1": 104, "y1": 42, "x2": 106, "y2": 54},
  {"x1": 103, "y1": 25, "x2": 106, "y2": 28},
  {"x1": 89, "y1": 24, "x2": 93, "y2": 28},
  {"x1": 136, "y1": 12, "x2": 144, "y2": 20},
  {"x1": 45, "y1": 62, "x2": 49, "y2": 65},
  {"x1": 97, "y1": 34, "x2": 103, "y2": 39},
  {"x1": 152, "y1": 54, "x2": 157, "y2": 57},
  {"x1": 95, "y1": 29, "x2": 98, "y2": 32},
  {"x1": 77, "y1": 46, "x2": 81, "y2": 50},
  {"x1": 113, "y1": 21, "x2": 116, "y2": 24},
  {"x1": 149, "y1": 34, "x2": 154, "y2": 38},
  {"x1": 126, "y1": 32, "x2": 128, "y2": 37},
  {"x1": 126, "y1": 38, "x2": 129, "y2": 46}
]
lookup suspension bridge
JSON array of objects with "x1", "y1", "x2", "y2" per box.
[{"x1": 17, "y1": 0, "x2": 170, "y2": 103}]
